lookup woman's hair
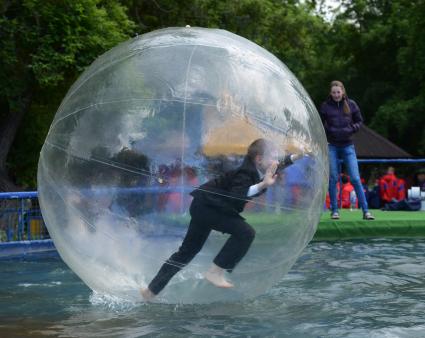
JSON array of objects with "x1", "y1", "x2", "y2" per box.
[
  {"x1": 330, "y1": 80, "x2": 351, "y2": 115},
  {"x1": 247, "y1": 138, "x2": 275, "y2": 160}
]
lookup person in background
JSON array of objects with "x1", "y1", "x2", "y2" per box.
[
  {"x1": 340, "y1": 175, "x2": 356, "y2": 210},
  {"x1": 365, "y1": 169, "x2": 381, "y2": 209},
  {"x1": 379, "y1": 167, "x2": 405, "y2": 206},
  {"x1": 413, "y1": 168, "x2": 425, "y2": 191},
  {"x1": 382, "y1": 167, "x2": 422, "y2": 211},
  {"x1": 319, "y1": 80, "x2": 374, "y2": 220}
]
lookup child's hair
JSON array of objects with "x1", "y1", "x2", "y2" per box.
[
  {"x1": 330, "y1": 80, "x2": 351, "y2": 115},
  {"x1": 247, "y1": 139, "x2": 275, "y2": 160}
]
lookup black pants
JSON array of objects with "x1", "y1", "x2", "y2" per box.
[{"x1": 148, "y1": 200, "x2": 256, "y2": 295}]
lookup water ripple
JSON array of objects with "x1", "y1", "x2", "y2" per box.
[{"x1": 1, "y1": 239, "x2": 425, "y2": 337}]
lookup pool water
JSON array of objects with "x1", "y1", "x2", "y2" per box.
[{"x1": 1, "y1": 239, "x2": 425, "y2": 337}]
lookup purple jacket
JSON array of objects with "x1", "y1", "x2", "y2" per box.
[{"x1": 319, "y1": 97, "x2": 363, "y2": 147}]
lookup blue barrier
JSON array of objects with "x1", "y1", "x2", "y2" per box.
[
  {"x1": 1, "y1": 158, "x2": 423, "y2": 242},
  {"x1": 0, "y1": 239, "x2": 55, "y2": 258},
  {"x1": 0, "y1": 186, "x2": 194, "y2": 243},
  {"x1": 0, "y1": 191, "x2": 38, "y2": 199},
  {"x1": 358, "y1": 159, "x2": 425, "y2": 163},
  {"x1": 0, "y1": 192, "x2": 48, "y2": 242}
]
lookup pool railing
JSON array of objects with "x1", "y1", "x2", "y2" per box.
[{"x1": 0, "y1": 191, "x2": 48, "y2": 242}]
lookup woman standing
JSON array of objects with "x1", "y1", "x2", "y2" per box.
[{"x1": 320, "y1": 80, "x2": 374, "y2": 220}]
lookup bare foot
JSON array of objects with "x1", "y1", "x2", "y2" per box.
[
  {"x1": 140, "y1": 287, "x2": 156, "y2": 301},
  {"x1": 204, "y1": 264, "x2": 234, "y2": 288}
]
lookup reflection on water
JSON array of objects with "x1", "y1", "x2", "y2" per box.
[{"x1": 1, "y1": 239, "x2": 425, "y2": 337}]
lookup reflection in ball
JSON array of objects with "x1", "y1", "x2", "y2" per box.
[{"x1": 38, "y1": 27, "x2": 328, "y2": 304}]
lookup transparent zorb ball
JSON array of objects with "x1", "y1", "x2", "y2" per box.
[{"x1": 38, "y1": 27, "x2": 328, "y2": 304}]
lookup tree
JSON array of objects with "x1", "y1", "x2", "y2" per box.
[
  {"x1": 369, "y1": 1, "x2": 425, "y2": 155},
  {"x1": 319, "y1": 0, "x2": 425, "y2": 156},
  {"x1": 5, "y1": 0, "x2": 422, "y2": 189},
  {"x1": 0, "y1": 0, "x2": 135, "y2": 190},
  {"x1": 122, "y1": 0, "x2": 331, "y2": 101}
]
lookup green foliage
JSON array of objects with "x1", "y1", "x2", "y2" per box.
[
  {"x1": 1, "y1": 0, "x2": 135, "y2": 91},
  {"x1": 366, "y1": 1, "x2": 425, "y2": 156},
  {"x1": 123, "y1": 0, "x2": 330, "y2": 101},
  {"x1": 319, "y1": 0, "x2": 425, "y2": 156},
  {"x1": 3, "y1": 0, "x2": 425, "y2": 189},
  {"x1": 1, "y1": 0, "x2": 136, "y2": 188},
  {"x1": 115, "y1": 0, "x2": 425, "y2": 157},
  {"x1": 371, "y1": 95, "x2": 425, "y2": 156},
  {"x1": 7, "y1": 97, "x2": 58, "y2": 188}
]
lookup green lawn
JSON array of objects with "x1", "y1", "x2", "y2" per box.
[
  {"x1": 319, "y1": 209, "x2": 425, "y2": 223},
  {"x1": 157, "y1": 209, "x2": 425, "y2": 241},
  {"x1": 315, "y1": 209, "x2": 425, "y2": 240}
]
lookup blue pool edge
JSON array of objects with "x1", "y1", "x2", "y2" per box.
[{"x1": 0, "y1": 239, "x2": 55, "y2": 258}]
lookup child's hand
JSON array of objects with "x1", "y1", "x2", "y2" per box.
[
  {"x1": 263, "y1": 162, "x2": 278, "y2": 187},
  {"x1": 291, "y1": 147, "x2": 314, "y2": 162},
  {"x1": 290, "y1": 153, "x2": 303, "y2": 162},
  {"x1": 303, "y1": 145, "x2": 314, "y2": 157}
]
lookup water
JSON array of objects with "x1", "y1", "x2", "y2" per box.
[{"x1": 1, "y1": 239, "x2": 425, "y2": 337}]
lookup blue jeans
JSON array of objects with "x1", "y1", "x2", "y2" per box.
[{"x1": 328, "y1": 144, "x2": 368, "y2": 213}]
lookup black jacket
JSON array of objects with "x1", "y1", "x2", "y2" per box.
[
  {"x1": 319, "y1": 97, "x2": 363, "y2": 147},
  {"x1": 190, "y1": 155, "x2": 293, "y2": 216}
]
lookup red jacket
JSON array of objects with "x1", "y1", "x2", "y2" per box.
[
  {"x1": 325, "y1": 181, "x2": 359, "y2": 209},
  {"x1": 379, "y1": 174, "x2": 405, "y2": 203}
]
